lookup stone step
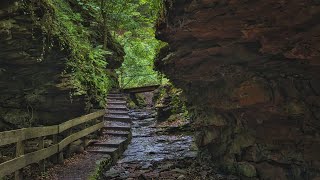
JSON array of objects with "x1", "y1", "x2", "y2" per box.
[
  {"x1": 107, "y1": 96, "x2": 126, "y2": 101},
  {"x1": 107, "y1": 101, "x2": 127, "y2": 106},
  {"x1": 104, "y1": 121, "x2": 131, "y2": 127},
  {"x1": 93, "y1": 138, "x2": 127, "y2": 148},
  {"x1": 108, "y1": 93, "x2": 122, "y2": 96},
  {"x1": 107, "y1": 106, "x2": 128, "y2": 111},
  {"x1": 104, "y1": 130, "x2": 130, "y2": 137},
  {"x1": 106, "y1": 107, "x2": 128, "y2": 111},
  {"x1": 107, "y1": 94, "x2": 123, "y2": 98},
  {"x1": 104, "y1": 116, "x2": 131, "y2": 122},
  {"x1": 87, "y1": 147, "x2": 118, "y2": 155},
  {"x1": 104, "y1": 125, "x2": 131, "y2": 131},
  {"x1": 104, "y1": 119, "x2": 131, "y2": 123},
  {"x1": 107, "y1": 100, "x2": 126, "y2": 103},
  {"x1": 105, "y1": 115, "x2": 130, "y2": 119},
  {"x1": 107, "y1": 110, "x2": 129, "y2": 114},
  {"x1": 108, "y1": 112, "x2": 129, "y2": 116},
  {"x1": 108, "y1": 104, "x2": 127, "y2": 108}
]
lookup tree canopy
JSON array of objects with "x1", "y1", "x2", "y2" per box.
[{"x1": 96, "y1": 0, "x2": 167, "y2": 88}]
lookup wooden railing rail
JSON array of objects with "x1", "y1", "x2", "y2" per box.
[{"x1": 0, "y1": 109, "x2": 105, "y2": 179}]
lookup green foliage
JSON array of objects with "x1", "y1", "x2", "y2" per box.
[
  {"x1": 97, "y1": 0, "x2": 167, "y2": 88},
  {"x1": 25, "y1": 0, "x2": 166, "y2": 106},
  {"x1": 89, "y1": 156, "x2": 112, "y2": 180},
  {"x1": 155, "y1": 84, "x2": 190, "y2": 120},
  {"x1": 25, "y1": 0, "x2": 117, "y2": 107}
]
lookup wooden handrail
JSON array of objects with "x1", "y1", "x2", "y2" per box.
[
  {"x1": 0, "y1": 110, "x2": 105, "y2": 146},
  {"x1": 0, "y1": 109, "x2": 105, "y2": 179},
  {"x1": 59, "y1": 110, "x2": 105, "y2": 133},
  {"x1": 58, "y1": 122, "x2": 104, "y2": 151},
  {"x1": 0, "y1": 126, "x2": 59, "y2": 146},
  {"x1": 0, "y1": 145, "x2": 59, "y2": 176}
]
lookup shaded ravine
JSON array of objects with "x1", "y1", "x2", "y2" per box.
[{"x1": 103, "y1": 109, "x2": 197, "y2": 179}]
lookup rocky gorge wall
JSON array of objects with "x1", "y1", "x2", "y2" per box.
[
  {"x1": 0, "y1": 0, "x2": 124, "y2": 130},
  {"x1": 155, "y1": 0, "x2": 320, "y2": 179}
]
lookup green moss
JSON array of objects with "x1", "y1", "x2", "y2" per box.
[
  {"x1": 220, "y1": 155, "x2": 237, "y2": 174},
  {"x1": 0, "y1": 19, "x2": 15, "y2": 29},
  {"x1": 229, "y1": 132, "x2": 255, "y2": 155},
  {"x1": 127, "y1": 98, "x2": 137, "y2": 109},
  {"x1": 135, "y1": 93, "x2": 147, "y2": 108},
  {"x1": 203, "y1": 113, "x2": 227, "y2": 127},
  {"x1": 89, "y1": 155, "x2": 113, "y2": 180},
  {"x1": 237, "y1": 162, "x2": 256, "y2": 177},
  {"x1": 286, "y1": 101, "x2": 306, "y2": 115},
  {"x1": 201, "y1": 129, "x2": 218, "y2": 146},
  {"x1": 2, "y1": 109, "x2": 33, "y2": 128},
  {"x1": 155, "y1": 84, "x2": 189, "y2": 119}
]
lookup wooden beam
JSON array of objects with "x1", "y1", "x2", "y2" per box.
[
  {"x1": 59, "y1": 122, "x2": 104, "y2": 151},
  {"x1": 0, "y1": 126, "x2": 58, "y2": 146},
  {"x1": 0, "y1": 109, "x2": 104, "y2": 146},
  {"x1": 0, "y1": 145, "x2": 58, "y2": 177},
  {"x1": 122, "y1": 85, "x2": 160, "y2": 93},
  {"x1": 59, "y1": 110, "x2": 105, "y2": 133}
]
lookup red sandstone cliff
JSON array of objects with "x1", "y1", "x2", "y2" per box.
[{"x1": 156, "y1": 0, "x2": 320, "y2": 179}]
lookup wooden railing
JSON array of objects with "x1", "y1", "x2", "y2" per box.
[{"x1": 0, "y1": 110, "x2": 105, "y2": 179}]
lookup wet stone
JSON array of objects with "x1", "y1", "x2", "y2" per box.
[
  {"x1": 104, "y1": 109, "x2": 197, "y2": 179},
  {"x1": 177, "y1": 175, "x2": 186, "y2": 180},
  {"x1": 104, "y1": 167, "x2": 122, "y2": 178},
  {"x1": 102, "y1": 109, "x2": 238, "y2": 179}
]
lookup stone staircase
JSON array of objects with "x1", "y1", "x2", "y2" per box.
[{"x1": 88, "y1": 93, "x2": 132, "y2": 160}]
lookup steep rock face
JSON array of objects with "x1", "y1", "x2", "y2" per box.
[
  {"x1": 0, "y1": 1, "x2": 123, "y2": 130},
  {"x1": 156, "y1": 0, "x2": 320, "y2": 179},
  {"x1": 153, "y1": 84, "x2": 187, "y2": 122}
]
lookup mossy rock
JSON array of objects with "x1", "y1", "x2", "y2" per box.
[
  {"x1": 128, "y1": 93, "x2": 147, "y2": 108},
  {"x1": 201, "y1": 129, "x2": 219, "y2": 146},
  {"x1": 229, "y1": 132, "x2": 255, "y2": 155},
  {"x1": 154, "y1": 84, "x2": 189, "y2": 122},
  {"x1": 237, "y1": 162, "x2": 257, "y2": 177},
  {"x1": 90, "y1": 155, "x2": 113, "y2": 180},
  {"x1": 203, "y1": 113, "x2": 227, "y2": 127},
  {"x1": 219, "y1": 155, "x2": 237, "y2": 174}
]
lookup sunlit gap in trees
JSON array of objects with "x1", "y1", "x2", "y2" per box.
[{"x1": 102, "y1": 0, "x2": 168, "y2": 88}]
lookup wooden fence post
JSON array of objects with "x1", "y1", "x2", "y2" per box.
[
  {"x1": 52, "y1": 134, "x2": 58, "y2": 164},
  {"x1": 81, "y1": 123, "x2": 87, "y2": 150},
  {"x1": 53, "y1": 134, "x2": 64, "y2": 164},
  {"x1": 15, "y1": 140, "x2": 24, "y2": 180},
  {"x1": 38, "y1": 137, "x2": 45, "y2": 172}
]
